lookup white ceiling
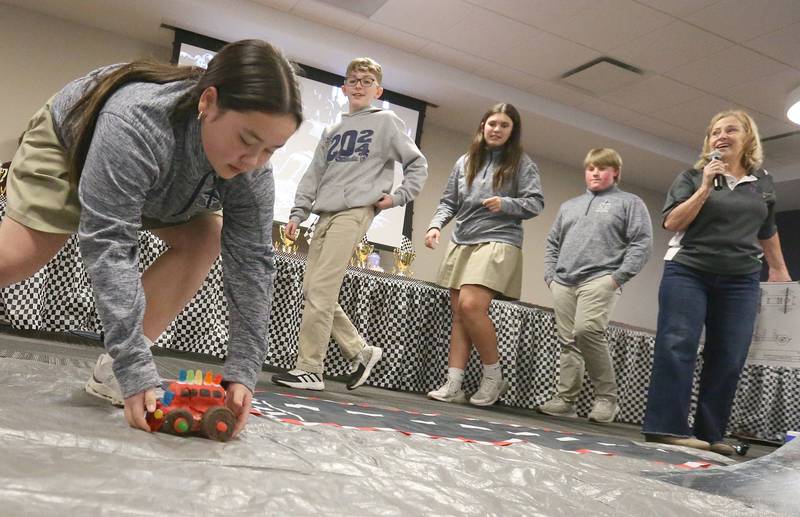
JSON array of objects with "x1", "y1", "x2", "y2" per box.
[{"x1": 7, "y1": 0, "x2": 800, "y2": 204}]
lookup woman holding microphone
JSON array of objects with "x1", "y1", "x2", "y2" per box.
[{"x1": 642, "y1": 110, "x2": 790, "y2": 455}]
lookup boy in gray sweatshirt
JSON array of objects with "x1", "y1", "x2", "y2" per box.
[
  {"x1": 272, "y1": 57, "x2": 428, "y2": 391},
  {"x1": 539, "y1": 148, "x2": 652, "y2": 423}
]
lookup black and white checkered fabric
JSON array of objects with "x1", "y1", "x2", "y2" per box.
[{"x1": 1, "y1": 196, "x2": 797, "y2": 441}]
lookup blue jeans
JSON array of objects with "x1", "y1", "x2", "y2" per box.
[{"x1": 642, "y1": 261, "x2": 760, "y2": 443}]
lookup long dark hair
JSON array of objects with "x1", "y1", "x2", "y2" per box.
[
  {"x1": 464, "y1": 103, "x2": 523, "y2": 190},
  {"x1": 64, "y1": 39, "x2": 303, "y2": 184}
]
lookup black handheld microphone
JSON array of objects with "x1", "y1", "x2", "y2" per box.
[{"x1": 709, "y1": 150, "x2": 723, "y2": 191}]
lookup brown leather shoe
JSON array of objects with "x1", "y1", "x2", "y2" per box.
[
  {"x1": 644, "y1": 434, "x2": 711, "y2": 451},
  {"x1": 710, "y1": 441, "x2": 735, "y2": 456}
]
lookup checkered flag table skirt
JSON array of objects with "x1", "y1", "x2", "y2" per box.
[{"x1": 1, "y1": 196, "x2": 797, "y2": 441}]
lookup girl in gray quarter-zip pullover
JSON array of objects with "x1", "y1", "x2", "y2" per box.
[
  {"x1": 425, "y1": 103, "x2": 544, "y2": 407},
  {"x1": 1, "y1": 39, "x2": 302, "y2": 436}
]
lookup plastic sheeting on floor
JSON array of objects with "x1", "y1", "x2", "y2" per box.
[
  {"x1": 0, "y1": 351, "x2": 790, "y2": 516},
  {"x1": 649, "y1": 438, "x2": 800, "y2": 515}
]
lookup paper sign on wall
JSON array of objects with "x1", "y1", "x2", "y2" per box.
[{"x1": 747, "y1": 282, "x2": 800, "y2": 367}]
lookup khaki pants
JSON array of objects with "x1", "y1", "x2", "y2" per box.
[
  {"x1": 295, "y1": 206, "x2": 374, "y2": 373},
  {"x1": 551, "y1": 275, "x2": 621, "y2": 402}
]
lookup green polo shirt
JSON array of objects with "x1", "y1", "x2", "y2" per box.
[{"x1": 662, "y1": 168, "x2": 777, "y2": 275}]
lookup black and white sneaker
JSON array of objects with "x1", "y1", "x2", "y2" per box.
[
  {"x1": 346, "y1": 345, "x2": 383, "y2": 390},
  {"x1": 271, "y1": 369, "x2": 325, "y2": 391}
]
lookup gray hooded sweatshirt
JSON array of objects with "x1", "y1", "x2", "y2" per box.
[
  {"x1": 428, "y1": 151, "x2": 544, "y2": 248},
  {"x1": 544, "y1": 185, "x2": 653, "y2": 287},
  {"x1": 50, "y1": 66, "x2": 276, "y2": 398},
  {"x1": 289, "y1": 106, "x2": 427, "y2": 223}
]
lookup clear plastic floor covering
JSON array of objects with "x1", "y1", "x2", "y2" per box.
[{"x1": 0, "y1": 340, "x2": 797, "y2": 516}]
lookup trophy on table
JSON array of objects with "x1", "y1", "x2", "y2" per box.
[
  {"x1": 354, "y1": 234, "x2": 373, "y2": 269},
  {"x1": 366, "y1": 251, "x2": 383, "y2": 271},
  {"x1": 392, "y1": 235, "x2": 416, "y2": 277},
  {"x1": 276, "y1": 224, "x2": 299, "y2": 254},
  {"x1": 0, "y1": 161, "x2": 8, "y2": 198}
]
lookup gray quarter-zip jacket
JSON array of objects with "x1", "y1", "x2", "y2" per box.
[
  {"x1": 289, "y1": 106, "x2": 427, "y2": 222},
  {"x1": 428, "y1": 151, "x2": 544, "y2": 247},
  {"x1": 50, "y1": 66, "x2": 276, "y2": 398},
  {"x1": 544, "y1": 185, "x2": 653, "y2": 287}
]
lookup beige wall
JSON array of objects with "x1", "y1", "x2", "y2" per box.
[
  {"x1": 0, "y1": 4, "x2": 169, "y2": 161},
  {"x1": 414, "y1": 123, "x2": 672, "y2": 331},
  {"x1": 2, "y1": 5, "x2": 670, "y2": 330}
]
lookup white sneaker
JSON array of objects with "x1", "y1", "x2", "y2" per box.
[
  {"x1": 347, "y1": 345, "x2": 383, "y2": 390},
  {"x1": 85, "y1": 353, "x2": 124, "y2": 407},
  {"x1": 469, "y1": 377, "x2": 509, "y2": 406},
  {"x1": 427, "y1": 378, "x2": 467, "y2": 403}
]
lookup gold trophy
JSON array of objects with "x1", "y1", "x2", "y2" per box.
[
  {"x1": 355, "y1": 242, "x2": 374, "y2": 268},
  {"x1": 393, "y1": 248, "x2": 415, "y2": 277},
  {"x1": 278, "y1": 224, "x2": 299, "y2": 254}
]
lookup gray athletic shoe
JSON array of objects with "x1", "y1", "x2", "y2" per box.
[
  {"x1": 537, "y1": 397, "x2": 578, "y2": 418},
  {"x1": 588, "y1": 398, "x2": 620, "y2": 423},
  {"x1": 347, "y1": 345, "x2": 383, "y2": 390}
]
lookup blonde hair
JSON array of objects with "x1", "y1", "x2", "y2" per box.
[
  {"x1": 584, "y1": 148, "x2": 622, "y2": 183},
  {"x1": 694, "y1": 110, "x2": 763, "y2": 171},
  {"x1": 345, "y1": 57, "x2": 382, "y2": 84}
]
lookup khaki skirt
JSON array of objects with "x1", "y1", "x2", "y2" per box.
[
  {"x1": 436, "y1": 241, "x2": 523, "y2": 299},
  {"x1": 5, "y1": 99, "x2": 81, "y2": 234},
  {"x1": 5, "y1": 100, "x2": 215, "y2": 234}
]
